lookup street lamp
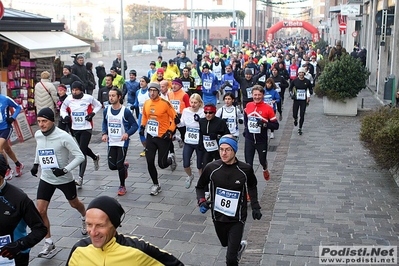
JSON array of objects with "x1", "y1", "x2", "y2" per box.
[
  {"x1": 148, "y1": 1, "x2": 151, "y2": 45},
  {"x1": 120, "y1": 0, "x2": 125, "y2": 79}
]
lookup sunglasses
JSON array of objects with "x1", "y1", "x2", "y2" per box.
[{"x1": 204, "y1": 111, "x2": 214, "y2": 114}]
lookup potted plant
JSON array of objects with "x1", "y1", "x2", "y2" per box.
[{"x1": 314, "y1": 53, "x2": 370, "y2": 116}]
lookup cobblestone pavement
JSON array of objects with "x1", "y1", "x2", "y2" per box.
[{"x1": 7, "y1": 50, "x2": 399, "y2": 265}]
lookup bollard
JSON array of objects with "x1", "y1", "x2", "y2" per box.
[{"x1": 361, "y1": 98, "x2": 364, "y2": 109}]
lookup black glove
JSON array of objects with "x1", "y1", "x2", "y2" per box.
[
  {"x1": 238, "y1": 119, "x2": 243, "y2": 124},
  {"x1": 174, "y1": 115, "x2": 181, "y2": 125},
  {"x1": 309, "y1": 87, "x2": 314, "y2": 95},
  {"x1": 85, "y1": 112, "x2": 95, "y2": 121},
  {"x1": 290, "y1": 92, "x2": 295, "y2": 100},
  {"x1": 139, "y1": 125, "x2": 145, "y2": 137},
  {"x1": 197, "y1": 54, "x2": 203, "y2": 62},
  {"x1": 130, "y1": 105, "x2": 135, "y2": 110},
  {"x1": 252, "y1": 208, "x2": 262, "y2": 220},
  {"x1": 208, "y1": 133, "x2": 218, "y2": 140},
  {"x1": 0, "y1": 240, "x2": 23, "y2": 259},
  {"x1": 30, "y1": 164, "x2": 39, "y2": 177},
  {"x1": 6, "y1": 117, "x2": 14, "y2": 125},
  {"x1": 212, "y1": 90, "x2": 218, "y2": 95},
  {"x1": 51, "y1": 168, "x2": 68, "y2": 177},
  {"x1": 161, "y1": 130, "x2": 173, "y2": 140},
  {"x1": 193, "y1": 114, "x2": 200, "y2": 122},
  {"x1": 256, "y1": 119, "x2": 267, "y2": 128},
  {"x1": 62, "y1": 116, "x2": 70, "y2": 124}
]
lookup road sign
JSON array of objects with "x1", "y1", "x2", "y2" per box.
[
  {"x1": 339, "y1": 22, "x2": 347, "y2": 31},
  {"x1": 352, "y1": 31, "x2": 358, "y2": 38},
  {"x1": 230, "y1": 21, "x2": 237, "y2": 28},
  {"x1": 230, "y1": 28, "x2": 237, "y2": 35},
  {"x1": 0, "y1": 1, "x2": 4, "y2": 20}
]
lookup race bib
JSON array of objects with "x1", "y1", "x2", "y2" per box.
[
  {"x1": 246, "y1": 87, "x2": 253, "y2": 98},
  {"x1": 66, "y1": 85, "x2": 71, "y2": 95},
  {"x1": 215, "y1": 72, "x2": 222, "y2": 80},
  {"x1": 170, "y1": 100, "x2": 180, "y2": 113},
  {"x1": 182, "y1": 81, "x2": 190, "y2": 92},
  {"x1": 214, "y1": 187, "x2": 240, "y2": 217},
  {"x1": 72, "y1": 111, "x2": 86, "y2": 125},
  {"x1": 185, "y1": 127, "x2": 199, "y2": 145},
  {"x1": 203, "y1": 135, "x2": 218, "y2": 152},
  {"x1": 263, "y1": 96, "x2": 273, "y2": 107},
  {"x1": 258, "y1": 75, "x2": 266, "y2": 83},
  {"x1": 275, "y1": 82, "x2": 281, "y2": 93},
  {"x1": 38, "y1": 149, "x2": 59, "y2": 169},
  {"x1": 227, "y1": 118, "x2": 235, "y2": 131},
  {"x1": 109, "y1": 122, "x2": 122, "y2": 138},
  {"x1": 179, "y1": 62, "x2": 186, "y2": 69},
  {"x1": 296, "y1": 89, "x2": 306, "y2": 100},
  {"x1": 195, "y1": 76, "x2": 201, "y2": 86},
  {"x1": 247, "y1": 117, "x2": 261, "y2": 134},
  {"x1": 203, "y1": 80, "x2": 212, "y2": 89},
  {"x1": 147, "y1": 120, "x2": 159, "y2": 137}
]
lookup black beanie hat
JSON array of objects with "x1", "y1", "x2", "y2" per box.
[
  {"x1": 87, "y1": 196, "x2": 125, "y2": 228},
  {"x1": 63, "y1": 65, "x2": 72, "y2": 72},
  {"x1": 37, "y1": 107, "x2": 55, "y2": 122},
  {"x1": 0, "y1": 154, "x2": 7, "y2": 178},
  {"x1": 71, "y1": 81, "x2": 83, "y2": 91}
]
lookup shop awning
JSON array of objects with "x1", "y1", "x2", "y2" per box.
[{"x1": 0, "y1": 31, "x2": 90, "y2": 59}]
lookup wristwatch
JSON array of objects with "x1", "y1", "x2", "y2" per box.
[{"x1": 62, "y1": 168, "x2": 68, "y2": 174}]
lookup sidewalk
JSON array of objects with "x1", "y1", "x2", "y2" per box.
[{"x1": 7, "y1": 55, "x2": 399, "y2": 265}]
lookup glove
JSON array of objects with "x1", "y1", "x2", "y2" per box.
[
  {"x1": 130, "y1": 105, "x2": 135, "y2": 110},
  {"x1": 193, "y1": 114, "x2": 200, "y2": 122},
  {"x1": 212, "y1": 90, "x2": 218, "y2": 95},
  {"x1": 6, "y1": 117, "x2": 15, "y2": 125},
  {"x1": 252, "y1": 208, "x2": 262, "y2": 220},
  {"x1": 309, "y1": 88, "x2": 314, "y2": 95},
  {"x1": 256, "y1": 119, "x2": 267, "y2": 128},
  {"x1": 198, "y1": 198, "x2": 210, "y2": 214},
  {"x1": 290, "y1": 92, "x2": 295, "y2": 100},
  {"x1": 161, "y1": 130, "x2": 173, "y2": 140},
  {"x1": 208, "y1": 133, "x2": 218, "y2": 140},
  {"x1": 51, "y1": 168, "x2": 68, "y2": 177},
  {"x1": 30, "y1": 164, "x2": 39, "y2": 177},
  {"x1": 139, "y1": 126, "x2": 145, "y2": 137},
  {"x1": 0, "y1": 241, "x2": 22, "y2": 259},
  {"x1": 174, "y1": 115, "x2": 181, "y2": 125},
  {"x1": 197, "y1": 54, "x2": 203, "y2": 62},
  {"x1": 62, "y1": 116, "x2": 70, "y2": 124},
  {"x1": 85, "y1": 112, "x2": 95, "y2": 121},
  {"x1": 238, "y1": 119, "x2": 243, "y2": 124}
]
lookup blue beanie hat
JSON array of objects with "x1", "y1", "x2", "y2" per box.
[{"x1": 219, "y1": 136, "x2": 238, "y2": 153}]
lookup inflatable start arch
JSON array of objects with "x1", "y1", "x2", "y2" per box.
[{"x1": 266, "y1": 21, "x2": 320, "y2": 43}]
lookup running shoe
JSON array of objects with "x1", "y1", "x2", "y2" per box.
[
  {"x1": 217, "y1": 99, "x2": 220, "y2": 104},
  {"x1": 270, "y1": 132, "x2": 274, "y2": 139},
  {"x1": 169, "y1": 153, "x2": 177, "y2": 171},
  {"x1": 263, "y1": 169, "x2": 270, "y2": 181},
  {"x1": 294, "y1": 119, "x2": 298, "y2": 127},
  {"x1": 150, "y1": 184, "x2": 162, "y2": 196},
  {"x1": 15, "y1": 163, "x2": 24, "y2": 177},
  {"x1": 185, "y1": 175, "x2": 194, "y2": 189},
  {"x1": 93, "y1": 154, "x2": 100, "y2": 171},
  {"x1": 118, "y1": 186, "x2": 127, "y2": 196},
  {"x1": 75, "y1": 176, "x2": 83, "y2": 188},
  {"x1": 140, "y1": 150, "x2": 146, "y2": 157},
  {"x1": 178, "y1": 139, "x2": 184, "y2": 148},
  {"x1": 237, "y1": 240, "x2": 247, "y2": 262},
  {"x1": 124, "y1": 162, "x2": 129, "y2": 179},
  {"x1": 279, "y1": 112, "x2": 283, "y2": 121},
  {"x1": 298, "y1": 128, "x2": 303, "y2": 135},
  {"x1": 81, "y1": 219, "x2": 87, "y2": 235},
  {"x1": 5, "y1": 168, "x2": 13, "y2": 180},
  {"x1": 38, "y1": 242, "x2": 56, "y2": 257}
]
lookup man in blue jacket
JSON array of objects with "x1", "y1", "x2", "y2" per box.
[{"x1": 122, "y1": 70, "x2": 140, "y2": 118}]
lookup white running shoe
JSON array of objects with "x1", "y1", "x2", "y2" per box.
[
  {"x1": 93, "y1": 154, "x2": 100, "y2": 171},
  {"x1": 81, "y1": 219, "x2": 87, "y2": 235},
  {"x1": 150, "y1": 184, "x2": 162, "y2": 196},
  {"x1": 38, "y1": 242, "x2": 56, "y2": 257},
  {"x1": 237, "y1": 240, "x2": 247, "y2": 262},
  {"x1": 185, "y1": 175, "x2": 194, "y2": 189},
  {"x1": 270, "y1": 132, "x2": 274, "y2": 139},
  {"x1": 75, "y1": 176, "x2": 83, "y2": 188},
  {"x1": 169, "y1": 153, "x2": 177, "y2": 171}
]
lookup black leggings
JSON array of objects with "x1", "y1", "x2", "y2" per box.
[
  {"x1": 214, "y1": 221, "x2": 245, "y2": 266},
  {"x1": 293, "y1": 100, "x2": 307, "y2": 129},
  {"x1": 74, "y1": 129, "x2": 96, "y2": 177},
  {"x1": 145, "y1": 134, "x2": 171, "y2": 185},
  {"x1": 244, "y1": 139, "x2": 268, "y2": 170},
  {"x1": 108, "y1": 146, "x2": 128, "y2": 186}
]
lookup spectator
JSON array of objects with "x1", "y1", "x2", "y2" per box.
[{"x1": 34, "y1": 71, "x2": 58, "y2": 115}]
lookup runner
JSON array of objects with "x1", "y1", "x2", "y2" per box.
[
  {"x1": 60, "y1": 81, "x2": 102, "y2": 188},
  {"x1": 215, "y1": 92, "x2": 243, "y2": 139},
  {"x1": 243, "y1": 85, "x2": 279, "y2": 181},
  {"x1": 196, "y1": 63, "x2": 219, "y2": 106},
  {"x1": 196, "y1": 134, "x2": 262, "y2": 266},
  {"x1": 0, "y1": 93, "x2": 24, "y2": 179},
  {"x1": 102, "y1": 89, "x2": 138, "y2": 196},
  {"x1": 263, "y1": 78, "x2": 280, "y2": 139},
  {"x1": 133, "y1": 76, "x2": 150, "y2": 157},
  {"x1": 179, "y1": 93, "x2": 205, "y2": 189},
  {"x1": 140, "y1": 83, "x2": 177, "y2": 196},
  {"x1": 31, "y1": 108, "x2": 86, "y2": 257}
]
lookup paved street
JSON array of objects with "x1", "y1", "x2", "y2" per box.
[{"x1": 6, "y1": 50, "x2": 399, "y2": 265}]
